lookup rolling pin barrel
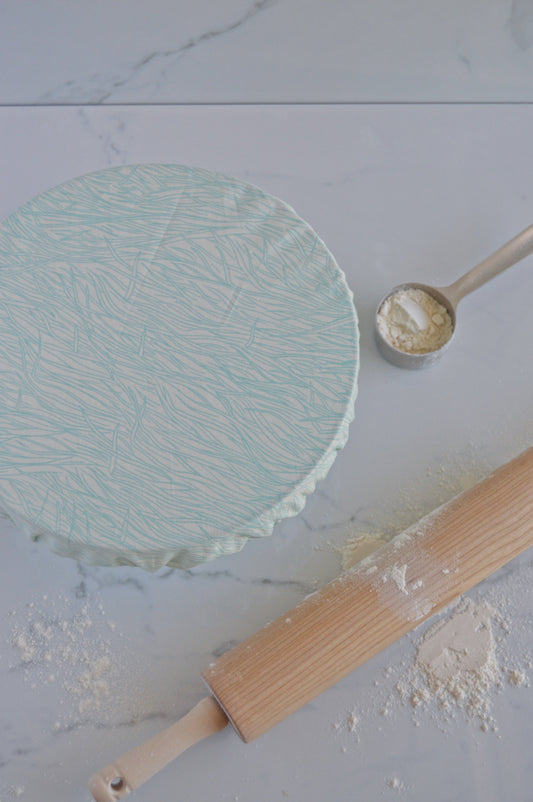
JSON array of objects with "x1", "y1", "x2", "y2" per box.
[
  {"x1": 89, "y1": 448, "x2": 533, "y2": 801},
  {"x1": 203, "y1": 447, "x2": 533, "y2": 742}
]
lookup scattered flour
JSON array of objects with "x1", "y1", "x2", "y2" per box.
[
  {"x1": 508, "y1": 669, "x2": 528, "y2": 687},
  {"x1": 8, "y1": 595, "x2": 123, "y2": 727},
  {"x1": 334, "y1": 585, "x2": 531, "y2": 747},
  {"x1": 389, "y1": 564, "x2": 408, "y2": 595},
  {"x1": 347, "y1": 711, "x2": 359, "y2": 732},
  {"x1": 333, "y1": 447, "x2": 493, "y2": 579},
  {"x1": 332, "y1": 443, "x2": 532, "y2": 795},
  {"x1": 337, "y1": 532, "x2": 388, "y2": 570},
  {"x1": 408, "y1": 599, "x2": 500, "y2": 723},
  {"x1": 333, "y1": 501, "x2": 533, "y2": 744},
  {"x1": 387, "y1": 777, "x2": 404, "y2": 791},
  {"x1": 334, "y1": 445, "x2": 495, "y2": 559}
]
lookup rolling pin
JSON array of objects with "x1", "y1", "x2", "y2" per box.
[{"x1": 89, "y1": 446, "x2": 533, "y2": 801}]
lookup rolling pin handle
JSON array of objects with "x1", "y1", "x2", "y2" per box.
[{"x1": 88, "y1": 696, "x2": 228, "y2": 801}]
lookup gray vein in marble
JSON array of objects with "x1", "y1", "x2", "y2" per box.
[
  {"x1": 299, "y1": 509, "x2": 367, "y2": 534},
  {"x1": 0, "y1": 742, "x2": 41, "y2": 769},
  {"x1": 77, "y1": 109, "x2": 127, "y2": 166},
  {"x1": 0, "y1": 711, "x2": 180, "y2": 770},
  {"x1": 183, "y1": 567, "x2": 317, "y2": 595},
  {"x1": 458, "y1": 54, "x2": 472, "y2": 71},
  {"x1": 38, "y1": 0, "x2": 278, "y2": 103},
  {"x1": 64, "y1": 561, "x2": 317, "y2": 601},
  {"x1": 51, "y1": 708, "x2": 177, "y2": 738},
  {"x1": 509, "y1": 0, "x2": 533, "y2": 50},
  {"x1": 313, "y1": 487, "x2": 339, "y2": 506},
  {"x1": 73, "y1": 563, "x2": 146, "y2": 598}
]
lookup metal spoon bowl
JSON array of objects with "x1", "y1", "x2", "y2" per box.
[
  {"x1": 375, "y1": 282, "x2": 456, "y2": 369},
  {"x1": 375, "y1": 222, "x2": 533, "y2": 369}
]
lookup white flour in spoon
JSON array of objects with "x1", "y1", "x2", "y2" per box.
[{"x1": 377, "y1": 287, "x2": 453, "y2": 354}]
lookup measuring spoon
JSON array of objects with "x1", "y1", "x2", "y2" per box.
[{"x1": 375, "y1": 222, "x2": 533, "y2": 368}]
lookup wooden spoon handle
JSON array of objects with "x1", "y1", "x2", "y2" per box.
[{"x1": 88, "y1": 696, "x2": 227, "y2": 801}]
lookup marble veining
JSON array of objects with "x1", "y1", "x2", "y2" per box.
[
  {"x1": 2, "y1": 0, "x2": 533, "y2": 103},
  {"x1": 38, "y1": 0, "x2": 278, "y2": 104},
  {"x1": 1, "y1": 105, "x2": 533, "y2": 802},
  {"x1": 509, "y1": 0, "x2": 533, "y2": 50}
]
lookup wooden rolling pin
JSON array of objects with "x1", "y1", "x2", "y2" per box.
[{"x1": 89, "y1": 447, "x2": 533, "y2": 801}]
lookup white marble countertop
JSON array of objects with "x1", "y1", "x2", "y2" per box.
[
  {"x1": 1, "y1": 104, "x2": 533, "y2": 802},
  {"x1": 2, "y1": 0, "x2": 533, "y2": 103}
]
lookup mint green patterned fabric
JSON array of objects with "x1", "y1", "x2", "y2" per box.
[{"x1": 0, "y1": 164, "x2": 358, "y2": 569}]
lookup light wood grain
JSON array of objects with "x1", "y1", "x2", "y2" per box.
[
  {"x1": 204, "y1": 447, "x2": 533, "y2": 742},
  {"x1": 88, "y1": 696, "x2": 227, "y2": 801},
  {"x1": 89, "y1": 448, "x2": 533, "y2": 800}
]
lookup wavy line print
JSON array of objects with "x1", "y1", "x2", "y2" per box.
[{"x1": 0, "y1": 164, "x2": 359, "y2": 569}]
